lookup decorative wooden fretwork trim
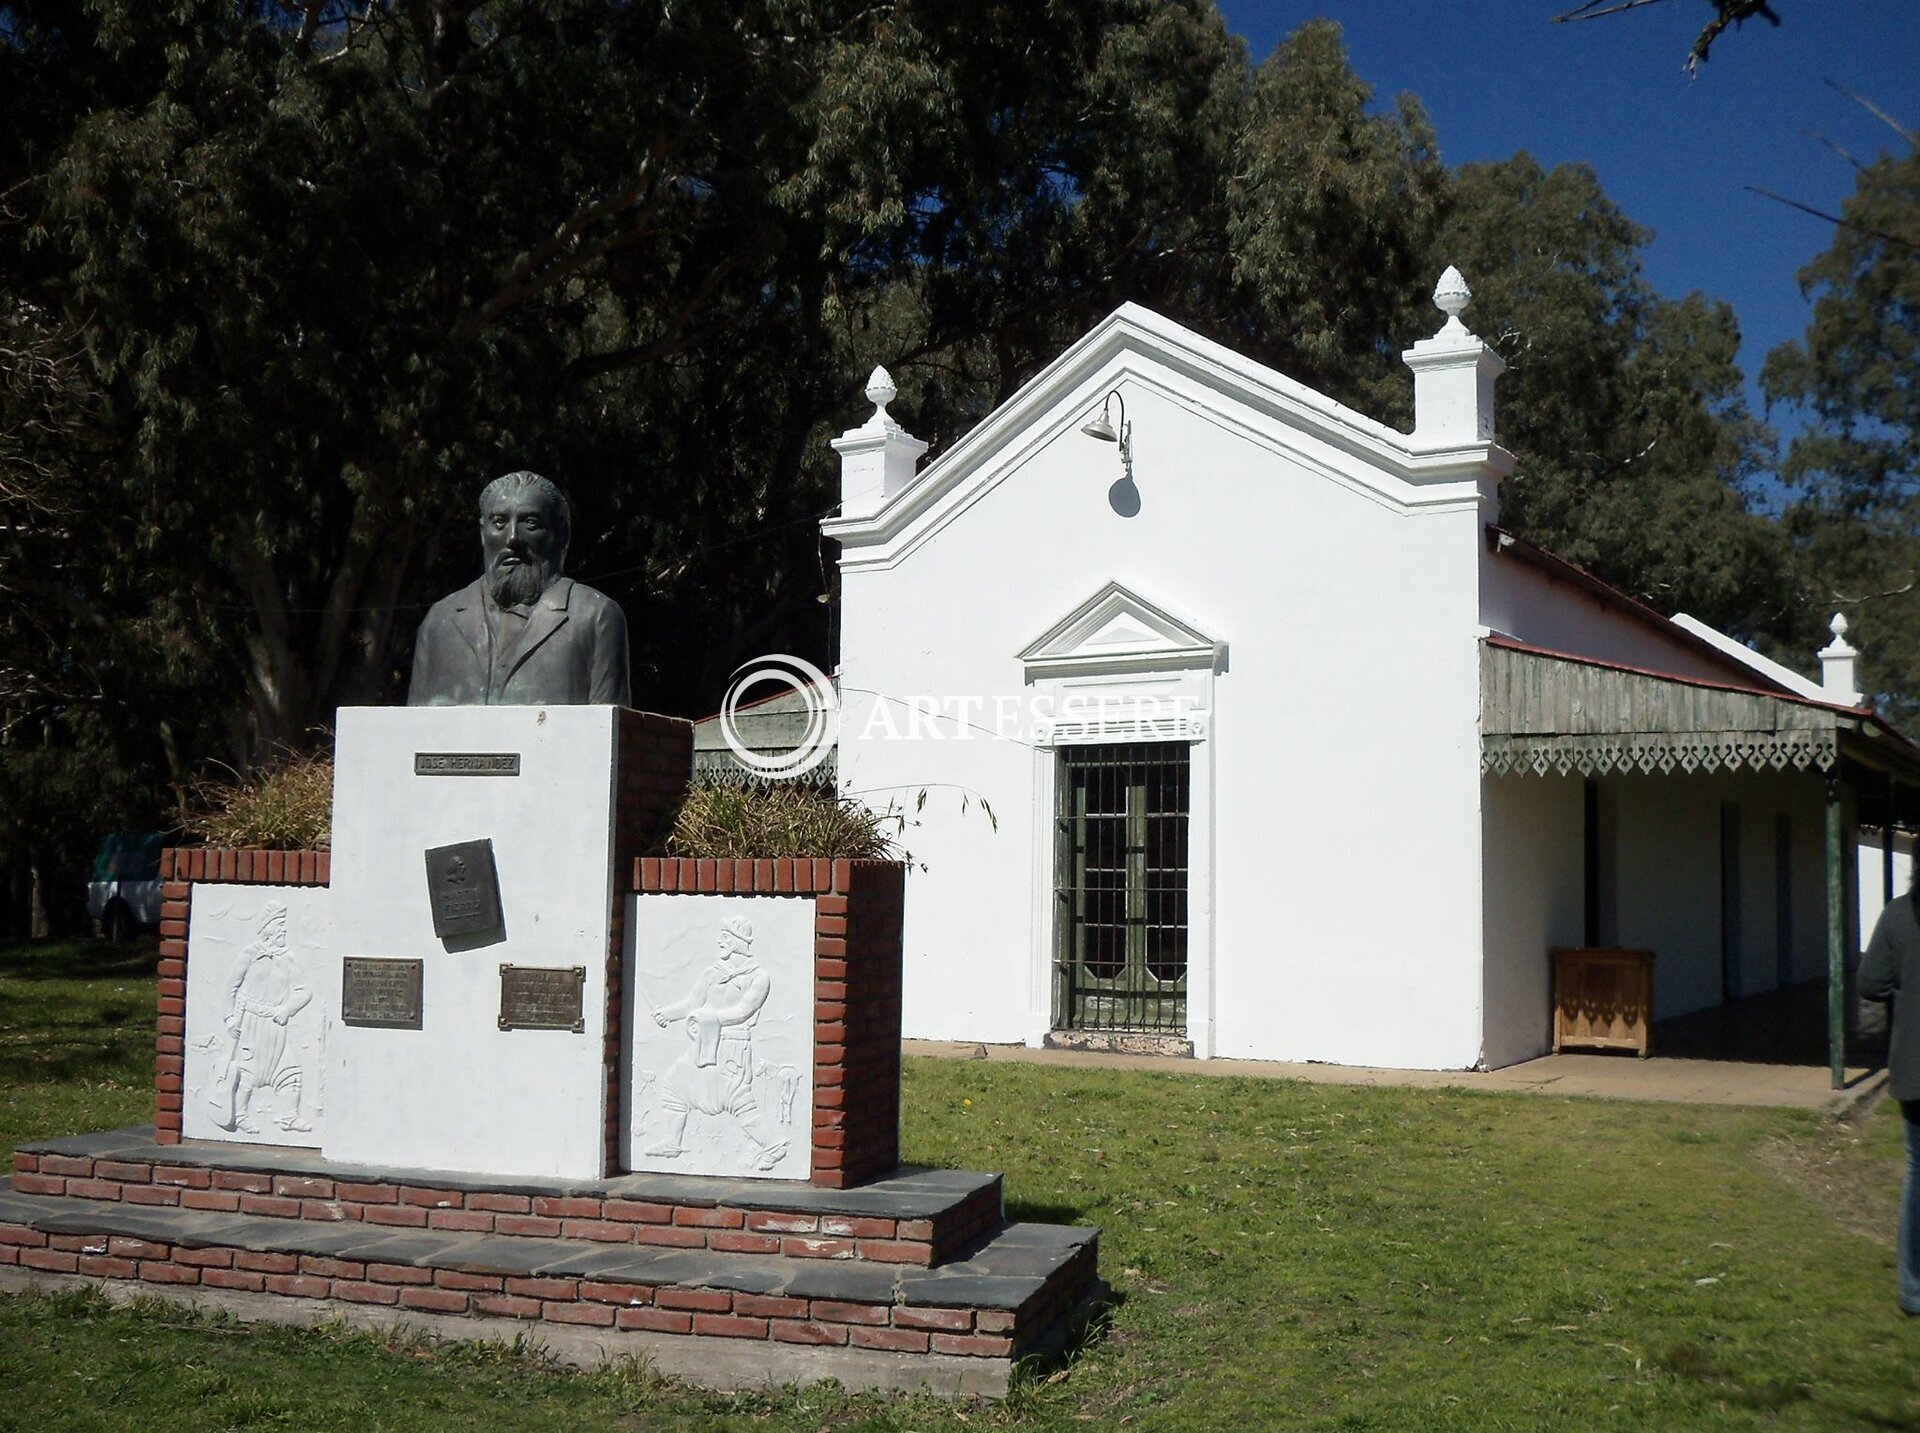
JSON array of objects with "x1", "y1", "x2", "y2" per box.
[{"x1": 1481, "y1": 731, "x2": 1837, "y2": 778}]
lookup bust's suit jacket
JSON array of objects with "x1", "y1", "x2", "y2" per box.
[{"x1": 407, "y1": 577, "x2": 631, "y2": 707}]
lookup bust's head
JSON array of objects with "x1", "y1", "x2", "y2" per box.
[{"x1": 478, "y1": 471, "x2": 570, "y2": 608}]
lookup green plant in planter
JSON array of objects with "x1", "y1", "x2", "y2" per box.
[
  {"x1": 186, "y1": 749, "x2": 334, "y2": 850},
  {"x1": 663, "y1": 780, "x2": 901, "y2": 860}
]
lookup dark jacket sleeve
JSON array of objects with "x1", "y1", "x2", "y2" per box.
[
  {"x1": 1861, "y1": 899, "x2": 1905, "y2": 1002},
  {"x1": 406, "y1": 611, "x2": 439, "y2": 706},
  {"x1": 587, "y1": 595, "x2": 631, "y2": 707}
]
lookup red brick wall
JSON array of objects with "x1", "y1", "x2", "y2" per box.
[
  {"x1": 12, "y1": 1147, "x2": 998, "y2": 1266},
  {"x1": 632, "y1": 858, "x2": 906, "y2": 1187},
  {"x1": 153, "y1": 849, "x2": 332, "y2": 1145},
  {"x1": 603, "y1": 713, "x2": 694, "y2": 1173}
]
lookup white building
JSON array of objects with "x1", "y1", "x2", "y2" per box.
[{"x1": 821, "y1": 273, "x2": 1920, "y2": 1078}]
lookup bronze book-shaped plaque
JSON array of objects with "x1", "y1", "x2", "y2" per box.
[{"x1": 423, "y1": 838, "x2": 504, "y2": 941}]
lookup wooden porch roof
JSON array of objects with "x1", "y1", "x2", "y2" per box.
[{"x1": 1479, "y1": 638, "x2": 1861, "y2": 780}]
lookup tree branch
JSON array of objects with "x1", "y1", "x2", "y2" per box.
[
  {"x1": 1826, "y1": 577, "x2": 1918, "y2": 606},
  {"x1": 561, "y1": 253, "x2": 743, "y2": 385},
  {"x1": 1825, "y1": 78, "x2": 1919, "y2": 150},
  {"x1": 1745, "y1": 187, "x2": 1920, "y2": 253},
  {"x1": 457, "y1": 135, "x2": 677, "y2": 337},
  {"x1": 1553, "y1": 0, "x2": 1668, "y2": 21},
  {"x1": 1551, "y1": 0, "x2": 1781, "y2": 75}
]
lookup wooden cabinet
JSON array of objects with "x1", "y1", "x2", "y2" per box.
[{"x1": 1552, "y1": 947, "x2": 1654, "y2": 1057}]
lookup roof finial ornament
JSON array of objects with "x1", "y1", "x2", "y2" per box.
[
  {"x1": 1433, "y1": 266, "x2": 1472, "y2": 333},
  {"x1": 831, "y1": 363, "x2": 927, "y2": 519},
  {"x1": 863, "y1": 366, "x2": 897, "y2": 425},
  {"x1": 1820, "y1": 610, "x2": 1862, "y2": 704}
]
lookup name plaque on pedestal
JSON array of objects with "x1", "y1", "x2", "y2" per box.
[
  {"x1": 341, "y1": 957, "x2": 424, "y2": 1030},
  {"x1": 423, "y1": 838, "x2": 504, "y2": 940},
  {"x1": 498, "y1": 964, "x2": 586, "y2": 1032},
  {"x1": 413, "y1": 752, "x2": 521, "y2": 776}
]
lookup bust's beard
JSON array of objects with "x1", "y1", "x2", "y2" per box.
[{"x1": 488, "y1": 558, "x2": 552, "y2": 608}]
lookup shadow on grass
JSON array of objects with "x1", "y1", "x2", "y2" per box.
[
  {"x1": 0, "y1": 1030, "x2": 155, "y2": 1086},
  {"x1": 0, "y1": 939, "x2": 159, "y2": 984},
  {"x1": 1658, "y1": 1341, "x2": 1819, "y2": 1414},
  {"x1": 1004, "y1": 1198, "x2": 1088, "y2": 1224},
  {"x1": 1007, "y1": 1283, "x2": 1125, "y2": 1393}
]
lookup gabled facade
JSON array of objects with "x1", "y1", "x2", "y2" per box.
[{"x1": 821, "y1": 275, "x2": 1920, "y2": 1074}]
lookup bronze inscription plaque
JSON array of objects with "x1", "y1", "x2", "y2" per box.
[
  {"x1": 341, "y1": 957, "x2": 424, "y2": 1030},
  {"x1": 424, "y1": 838, "x2": 504, "y2": 941},
  {"x1": 498, "y1": 964, "x2": 587, "y2": 1033},
  {"x1": 414, "y1": 752, "x2": 520, "y2": 777}
]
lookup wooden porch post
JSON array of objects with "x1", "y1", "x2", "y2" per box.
[{"x1": 1827, "y1": 773, "x2": 1846, "y2": 1090}]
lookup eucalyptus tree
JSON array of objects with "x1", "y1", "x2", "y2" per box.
[
  {"x1": 1766, "y1": 139, "x2": 1920, "y2": 717},
  {"x1": 0, "y1": 0, "x2": 1792, "y2": 783},
  {"x1": 1438, "y1": 154, "x2": 1787, "y2": 640}
]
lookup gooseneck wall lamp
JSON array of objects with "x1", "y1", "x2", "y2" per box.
[{"x1": 1080, "y1": 390, "x2": 1134, "y2": 484}]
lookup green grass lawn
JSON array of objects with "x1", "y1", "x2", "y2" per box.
[{"x1": 2, "y1": 935, "x2": 1915, "y2": 1430}]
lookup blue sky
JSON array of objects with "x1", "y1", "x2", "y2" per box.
[{"x1": 1216, "y1": 1, "x2": 1918, "y2": 439}]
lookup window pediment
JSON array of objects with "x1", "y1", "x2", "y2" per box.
[{"x1": 1018, "y1": 581, "x2": 1223, "y2": 678}]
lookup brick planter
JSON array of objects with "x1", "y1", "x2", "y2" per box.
[
  {"x1": 631, "y1": 858, "x2": 905, "y2": 1188},
  {"x1": 157, "y1": 846, "x2": 904, "y2": 1187},
  {"x1": 153, "y1": 848, "x2": 331, "y2": 1146}
]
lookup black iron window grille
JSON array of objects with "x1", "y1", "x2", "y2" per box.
[{"x1": 1053, "y1": 742, "x2": 1190, "y2": 1034}]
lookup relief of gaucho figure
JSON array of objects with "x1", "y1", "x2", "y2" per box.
[
  {"x1": 639, "y1": 916, "x2": 792, "y2": 1171},
  {"x1": 408, "y1": 471, "x2": 631, "y2": 706},
  {"x1": 207, "y1": 902, "x2": 314, "y2": 1134}
]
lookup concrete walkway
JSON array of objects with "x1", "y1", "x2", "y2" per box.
[{"x1": 903, "y1": 1040, "x2": 1888, "y2": 1117}]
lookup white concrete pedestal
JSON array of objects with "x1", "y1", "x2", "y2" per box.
[{"x1": 324, "y1": 706, "x2": 621, "y2": 1179}]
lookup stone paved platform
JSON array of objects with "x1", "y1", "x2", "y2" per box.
[
  {"x1": 0, "y1": 1183, "x2": 1089, "y2": 1312},
  {"x1": 12, "y1": 1128, "x2": 1004, "y2": 1267},
  {"x1": 15, "y1": 1127, "x2": 997, "y2": 1216},
  {"x1": 0, "y1": 1177, "x2": 1099, "y2": 1396},
  {"x1": 0, "y1": 1130, "x2": 1100, "y2": 1396}
]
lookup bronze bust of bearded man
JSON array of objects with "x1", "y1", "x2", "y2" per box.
[{"x1": 408, "y1": 471, "x2": 631, "y2": 707}]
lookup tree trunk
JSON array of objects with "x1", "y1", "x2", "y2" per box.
[{"x1": 27, "y1": 845, "x2": 49, "y2": 939}]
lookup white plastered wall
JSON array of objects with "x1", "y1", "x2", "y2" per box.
[
  {"x1": 1481, "y1": 549, "x2": 1763, "y2": 687},
  {"x1": 1476, "y1": 766, "x2": 1834, "y2": 1057},
  {"x1": 1479, "y1": 774, "x2": 1583, "y2": 1069},
  {"x1": 1602, "y1": 769, "x2": 1830, "y2": 1020},
  {"x1": 836, "y1": 362, "x2": 1491, "y2": 1069},
  {"x1": 1859, "y1": 828, "x2": 1915, "y2": 942}
]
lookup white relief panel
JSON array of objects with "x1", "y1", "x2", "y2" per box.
[
  {"x1": 183, "y1": 884, "x2": 336, "y2": 1147},
  {"x1": 624, "y1": 895, "x2": 815, "y2": 1180}
]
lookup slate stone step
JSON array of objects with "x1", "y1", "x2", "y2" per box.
[
  {"x1": 12, "y1": 1128, "x2": 1000, "y2": 1268},
  {"x1": 0, "y1": 1181, "x2": 1097, "y2": 1362}
]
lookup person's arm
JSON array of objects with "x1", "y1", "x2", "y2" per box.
[
  {"x1": 407, "y1": 615, "x2": 438, "y2": 706},
  {"x1": 273, "y1": 982, "x2": 313, "y2": 1024},
  {"x1": 1861, "y1": 901, "x2": 1905, "y2": 1002},
  {"x1": 222, "y1": 950, "x2": 252, "y2": 1027},
  {"x1": 652, "y1": 968, "x2": 714, "y2": 1024},
  {"x1": 589, "y1": 599, "x2": 631, "y2": 707}
]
